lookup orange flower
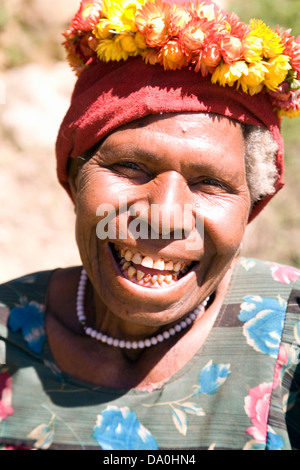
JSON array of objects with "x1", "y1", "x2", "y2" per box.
[
  {"x1": 170, "y1": 4, "x2": 192, "y2": 36},
  {"x1": 277, "y1": 28, "x2": 300, "y2": 73},
  {"x1": 223, "y1": 12, "x2": 249, "y2": 39},
  {"x1": 63, "y1": 30, "x2": 98, "y2": 75},
  {"x1": 71, "y1": 0, "x2": 103, "y2": 31},
  {"x1": 189, "y1": 1, "x2": 221, "y2": 22},
  {"x1": 219, "y1": 34, "x2": 243, "y2": 64},
  {"x1": 158, "y1": 38, "x2": 188, "y2": 70},
  {"x1": 142, "y1": 47, "x2": 160, "y2": 65},
  {"x1": 180, "y1": 18, "x2": 213, "y2": 61},
  {"x1": 135, "y1": 0, "x2": 171, "y2": 47},
  {"x1": 201, "y1": 42, "x2": 222, "y2": 68}
]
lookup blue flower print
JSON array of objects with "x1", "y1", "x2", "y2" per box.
[
  {"x1": 93, "y1": 406, "x2": 158, "y2": 450},
  {"x1": 196, "y1": 360, "x2": 231, "y2": 395},
  {"x1": 238, "y1": 295, "x2": 287, "y2": 358},
  {"x1": 8, "y1": 298, "x2": 46, "y2": 354},
  {"x1": 266, "y1": 426, "x2": 284, "y2": 450}
]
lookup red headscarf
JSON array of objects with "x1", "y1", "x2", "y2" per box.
[{"x1": 56, "y1": 0, "x2": 285, "y2": 223}]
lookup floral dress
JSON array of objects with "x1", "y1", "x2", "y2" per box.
[{"x1": 0, "y1": 257, "x2": 300, "y2": 450}]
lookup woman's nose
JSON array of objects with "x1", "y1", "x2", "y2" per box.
[{"x1": 147, "y1": 171, "x2": 195, "y2": 238}]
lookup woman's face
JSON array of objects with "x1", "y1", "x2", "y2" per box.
[{"x1": 70, "y1": 113, "x2": 251, "y2": 329}]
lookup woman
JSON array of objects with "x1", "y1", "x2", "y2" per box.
[{"x1": 0, "y1": 0, "x2": 300, "y2": 450}]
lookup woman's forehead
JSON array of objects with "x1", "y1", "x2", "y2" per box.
[
  {"x1": 116, "y1": 112, "x2": 242, "y2": 131},
  {"x1": 98, "y1": 112, "x2": 246, "y2": 172}
]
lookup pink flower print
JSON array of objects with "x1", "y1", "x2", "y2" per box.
[
  {"x1": 0, "y1": 372, "x2": 14, "y2": 421},
  {"x1": 244, "y1": 382, "x2": 273, "y2": 443},
  {"x1": 273, "y1": 344, "x2": 289, "y2": 389},
  {"x1": 270, "y1": 264, "x2": 300, "y2": 285}
]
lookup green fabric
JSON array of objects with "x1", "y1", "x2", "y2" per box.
[{"x1": 0, "y1": 258, "x2": 300, "y2": 450}]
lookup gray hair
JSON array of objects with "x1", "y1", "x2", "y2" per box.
[{"x1": 242, "y1": 124, "x2": 279, "y2": 203}]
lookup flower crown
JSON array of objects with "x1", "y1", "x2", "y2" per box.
[{"x1": 63, "y1": 0, "x2": 300, "y2": 119}]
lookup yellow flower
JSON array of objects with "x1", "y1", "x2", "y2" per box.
[
  {"x1": 249, "y1": 19, "x2": 284, "y2": 59},
  {"x1": 238, "y1": 61, "x2": 268, "y2": 94},
  {"x1": 96, "y1": 36, "x2": 129, "y2": 61},
  {"x1": 120, "y1": 34, "x2": 141, "y2": 54},
  {"x1": 103, "y1": 0, "x2": 145, "y2": 32},
  {"x1": 243, "y1": 35, "x2": 263, "y2": 62},
  {"x1": 264, "y1": 55, "x2": 292, "y2": 91},
  {"x1": 93, "y1": 19, "x2": 114, "y2": 40},
  {"x1": 278, "y1": 107, "x2": 300, "y2": 119},
  {"x1": 134, "y1": 31, "x2": 147, "y2": 50},
  {"x1": 212, "y1": 61, "x2": 248, "y2": 87}
]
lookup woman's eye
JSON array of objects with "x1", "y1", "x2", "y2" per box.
[
  {"x1": 112, "y1": 161, "x2": 142, "y2": 173},
  {"x1": 121, "y1": 162, "x2": 141, "y2": 170},
  {"x1": 191, "y1": 177, "x2": 231, "y2": 193},
  {"x1": 202, "y1": 178, "x2": 225, "y2": 188},
  {"x1": 111, "y1": 161, "x2": 152, "y2": 183}
]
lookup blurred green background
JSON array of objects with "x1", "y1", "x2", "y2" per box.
[
  {"x1": 0, "y1": 0, "x2": 299, "y2": 283},
  {"x1": 228, "y1": 0, "x2": 300, "y2": 268}
]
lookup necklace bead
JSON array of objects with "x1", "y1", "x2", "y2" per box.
[{"x1": 77, "y1": 268, "x2": 210, "y2": 350}]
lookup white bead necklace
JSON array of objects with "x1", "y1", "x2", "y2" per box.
[{"x1": 76, "y1": 268, "x2": 210, "y2": 350}]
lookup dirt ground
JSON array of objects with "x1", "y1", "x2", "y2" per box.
[{"x1": 0, "y1": 0, "x2": 299, "y2": 284}]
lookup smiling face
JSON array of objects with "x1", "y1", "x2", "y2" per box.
[{"x1": 69, "y1": 113, "x2": 251, "y2": 337}]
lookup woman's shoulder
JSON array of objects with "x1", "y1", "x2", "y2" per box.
[
  {"x1": 235, "y1": 257, "x2": 300, "y2": 291},
  {"x1": 0, "y1": 267, "x2": 81, "y2": 355},
  {"x1": 0, "y1": 270, "x2": 57, "y2": 356}
]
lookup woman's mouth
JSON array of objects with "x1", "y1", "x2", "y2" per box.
[{"x1": 111, "y1": 244, "x2": 196, "y2": 288}]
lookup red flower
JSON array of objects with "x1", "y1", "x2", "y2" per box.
[
  {"x1": 223, "y1": 12, "x2": 250, "y2": 40},
  {"x1": 201, "y1": 42, "x2": 222, "y2": 68},
  {"x1": 277, "y1": 28, "x2": 300, "y2": 73},
  {"x1": 71, "y1": 0, "x2": 103, "y2": 32},
  {"x1": 180, "y1": 18, "x2": 213, "y2": 61},
  {"x1": 63, "y1": 30, "x2": 99, "y2": 75}
]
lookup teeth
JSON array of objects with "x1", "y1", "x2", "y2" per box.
[
  {"x1": 153, "y1": 259, "x2": 165, "y2": 271},
  {"x1": 127, "y1": 266, "x2": 137, "y2": 279},
  {"x1": 173, "y1": 261, "x2": 182, "y2": 272},
  {"x1": 165, "y1": 261, "x2": 174, "y2": 271},
  {"x1": 115, "y1": 245, "x2": 192, "y2": 286},
  {"x1": 125, "y1": 250, "x2": 133, "y2": 261},
  {"x1": 132, "y1": 252, "x2": 142, "y2": 264},
  {"x1": 122, "y1": 261, "x2": 131, "y2": 271},
  {"x1": 136, "y1": 270, "x2": 145, "y2": 281},
  {"x1": 141, "y1": 256, "x2": 154, "y2": 269}
]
